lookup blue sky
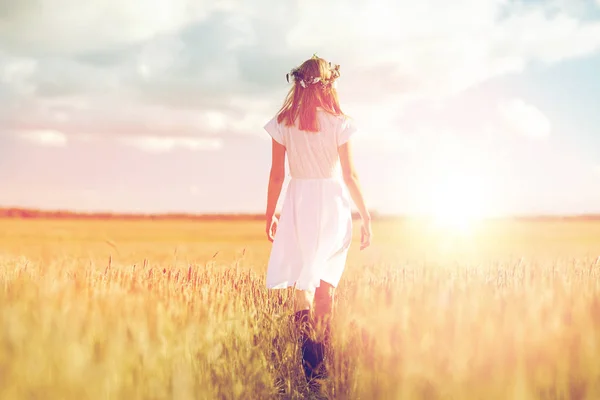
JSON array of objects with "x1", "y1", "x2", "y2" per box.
[{"x1": 0, "y1": 0, "x2": 599, "y2": 216}]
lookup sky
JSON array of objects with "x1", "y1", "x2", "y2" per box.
[{"x1": 1, "y1": 0, "x2": 600, "y2": 216}]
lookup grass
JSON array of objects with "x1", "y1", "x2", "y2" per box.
[{"x1": 1, "y1": 218, "x2": 600, "y2": 399}]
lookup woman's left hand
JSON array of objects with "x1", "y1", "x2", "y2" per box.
[{"x1": 266, "y1": 215, "x2": 279, "y2": 242}]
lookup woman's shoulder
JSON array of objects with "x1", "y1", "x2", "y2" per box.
[
  {"x1": 331, "y1": 113, "x2": 356, "y2": 130},
  {"x1": 317, "y1": 108, "x2": 353, "y2": 123}
]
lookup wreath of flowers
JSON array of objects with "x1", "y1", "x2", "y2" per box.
[{"x1": 286, "y1": 54, "x2": 341, "y2": 89}]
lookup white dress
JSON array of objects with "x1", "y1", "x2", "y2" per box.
[{"x1": 264, "y1": 108, "x2": 358, "y2": 292}]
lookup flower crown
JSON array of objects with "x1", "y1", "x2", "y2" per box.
[{"x1": 286, "y1": 55, "x2": 341, "y2": 89}]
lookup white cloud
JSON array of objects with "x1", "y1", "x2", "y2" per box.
[
  {"x1": 1, "y1": 0, "x2": 600, "y2": 146},
  {"x1": 0, "y1": 52, "x2": 37, "y2": 96},
  {"x1": 497, "y1": 98, "x2": 552, "y2": 139},
  {"x1": 118, "y1": 136, "x2": 223, "y2": 153},
  {"x1": 137, "y1": 35, "x2": 186, "y2": 80},
  {"x1": 0, "y1": 96, "x2": 234, "y2": 139},
  {"x1": 498, "y1": 10, "x2": 600, "y2": 64},
  {"x1": 17, "y1": 129, "x2": 68, "y2": 146},
  {"x1": 0, "y1": 0, "x2": 212, "y2": 55},
  {"x1": 286, "y1": 0, "x2": 600, "y2": 100}
]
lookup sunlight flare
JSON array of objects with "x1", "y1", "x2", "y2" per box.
[{"x1": 426, "y1": 173, "x2": 489, "y2": 234}]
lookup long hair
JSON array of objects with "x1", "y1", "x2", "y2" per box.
[{"x1": 276, "y1": 56, "x2": 344, "y2": 132}]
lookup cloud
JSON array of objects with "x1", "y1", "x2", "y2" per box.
[
  {"x1": 0, "y1": 95, "x2": 236, "y2": 139},
  {"x1": 498, "y1": 10, "x2": 600, "y2": 64},
  {"x1": 0, "y1": 0, "x2": 600, "y2": 145},
  {"x1": 118, "y1": 136, "x2": 223, "y2": 153},
  {"x1": 497, "y1": 98, "x2": 552, "y2": 139},
  {"x1": 0, "y1": 0, "x2": 213, "y2": 55},
  {"x1": 0, "y1": 52, "x2": 37, "y2": 96},
  {"x1": 285, "y1": 1, "x2": 600, "y2": 100},
  {"x1": 17, "y1": 129, "x2": 68, "y2": 147}
]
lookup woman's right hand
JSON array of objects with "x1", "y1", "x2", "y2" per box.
[
  {"x1": 360, "y1": 217, "x2": 372, "y2": 250},
  {"x1": 266, "y1": 214, "x2": 279, "y2": 242}
]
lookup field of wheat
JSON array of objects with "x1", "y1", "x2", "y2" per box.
[{"x1": 1, "y1": 217, "x2": 599, "y2": 399}]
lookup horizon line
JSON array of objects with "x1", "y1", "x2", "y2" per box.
[{"x1": 1, "y1": 206, "x2": 600, "y2": 221}]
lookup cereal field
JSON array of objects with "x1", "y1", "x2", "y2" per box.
[{"x1": 1, "y1": 218, "x2": 599, "y2": 399}]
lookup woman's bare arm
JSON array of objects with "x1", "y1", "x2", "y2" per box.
[
  {"x1": 339, "y1": 139, "x2": 372, "y2": 249},
  {"x1": 265, "y1": 139, "x2": 286, "y2": 240},
  {"x1": 339, "y1": 140, "x2": 369, "y2": 221}
]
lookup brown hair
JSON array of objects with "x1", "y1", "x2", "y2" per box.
[{"x1": 276, "y1": 56, "x2": 344, "y2": 132}]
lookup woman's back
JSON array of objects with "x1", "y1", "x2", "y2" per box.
[{"x1": 265, "y1": 109, "x2": 357, "y2": 180}]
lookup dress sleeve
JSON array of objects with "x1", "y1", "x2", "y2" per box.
[
  {"x1": 264, "y1": 116, "x2": 285, "y2": 146},
  {"x1": 337, "y1": 116, "x2": 358, "y2": 146}
]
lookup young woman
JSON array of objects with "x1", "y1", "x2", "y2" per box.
[{"x1": 263, "y1": 55, "x2": 372, "y2": 382}]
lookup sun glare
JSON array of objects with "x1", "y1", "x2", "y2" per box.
[{"x1": 426, "y1": 173, "x2": 489, "y2": 234}]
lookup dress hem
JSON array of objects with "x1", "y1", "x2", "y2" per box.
[{"x1": 267, "y1": 279, "x2": 337, "y2": 291}]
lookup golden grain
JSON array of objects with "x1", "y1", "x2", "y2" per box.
[{"x1": 1, "y1": 218, "x2": 599, "y2": 399}]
